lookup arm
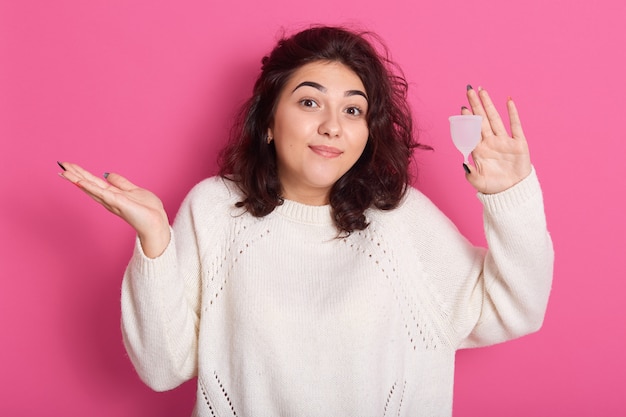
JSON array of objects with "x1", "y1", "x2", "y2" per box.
[
  {"x1": 120, "y1": 205, "x2": 201, "y2": 390},
  {"x1": 461, "y1": 168, "x2": 553, "y2": 347},
  {"x1": 417, "y1": 87, "x2": 553, "y2": 347},
  {"x1": 410, "y1": 171, "x2": 553, "y2": 349},
  {"x1": 58, "y1": 163, "x2": 200, "y2": 389},
  {"x1": 120, "y1": 186, "x2": 207, "y2": 391},
  {"x1": 459, "y1": 86, "x2": 553, "y2": 346}
]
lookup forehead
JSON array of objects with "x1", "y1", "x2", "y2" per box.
[{"x1": 285, "y1": 61, "x2": 366, "y2": 92}]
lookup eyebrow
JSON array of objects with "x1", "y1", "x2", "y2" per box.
[{"x1": 292, "y1": 81, "x2": 368, "y2": 102}]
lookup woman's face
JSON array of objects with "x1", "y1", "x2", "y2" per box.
[{"x1": 268, "y1": 61, "x2": 369, "y2": 206}]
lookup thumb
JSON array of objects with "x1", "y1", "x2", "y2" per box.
[
  {"x1": 463, "y1": 163, "x2": 485, "y2": 192},
  {"x1": 104, "y1": 172, "x2": 138, "y2": 191}
]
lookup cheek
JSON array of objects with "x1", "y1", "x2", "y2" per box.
[
  {"x1": 273, "y1": 140, "x2": 298, "y2": 169},
  {"x1": 353, "y1": 127, "x2": 370, "y2": 154}
]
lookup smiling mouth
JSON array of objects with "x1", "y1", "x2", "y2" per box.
[{"x1": 309, "y1": 145, "x2": 343, "y2": 158}]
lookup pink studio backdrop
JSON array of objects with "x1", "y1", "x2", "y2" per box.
[{"x1": 1, "y1": 0, "x2": 624, "y2": 415}]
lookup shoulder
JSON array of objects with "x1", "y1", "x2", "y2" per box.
[
  {"x1": 402, "y1": 186, "x2": 436, "y2": 210},
  {"x1": 188, "y1": 176, "x2": 241, "y2": 200},
  {"x1": 367, "y1": 185, "x2": 451, "y2": 234},
  {"x1": 380, "y1": 186, "x2": 442, "y2": 219},
  {"x1": 177, "y1": 176, "x2": 245, "y2": 220}
]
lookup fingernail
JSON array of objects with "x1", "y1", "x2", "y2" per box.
[
  {"x1": 103, "y1": 172, "x2": 110, "y2": 179},
  {"x1": 463, "y1": 163, "x2": 471, "y2": 174},
  {"x1": 57, "y1": 161, "x2": 67, "y2": 171},
  {"x1": 466, "y1": 84, "x2": 473, "y2": 91},
  {"x1": 507, "y1": 96, "x2": 513, "y2": 102},
  {"x1": 461, "y1": 106, "x2": 468, "y2": 111}
]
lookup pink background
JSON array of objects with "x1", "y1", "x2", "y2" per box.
[{"x1": 1, "y1": 0, "x2": 624, "y2": 415}]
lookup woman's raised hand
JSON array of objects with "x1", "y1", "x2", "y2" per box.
[
  {"x1": 58, "y1": 162, "x2": 170, "y2": 258},
  {"x1": 461, "y1": 86, "x2": 532, "y2": 194}
]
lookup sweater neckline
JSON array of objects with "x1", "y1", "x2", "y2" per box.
[{"x1": 275, "y1": 199, "x2": 334, "y2": 225}]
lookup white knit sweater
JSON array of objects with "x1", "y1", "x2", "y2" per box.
[{"x1": 121, "y1": 168, "x2": 553, "y2": 416}]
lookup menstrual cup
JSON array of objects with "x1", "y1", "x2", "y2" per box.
[{"x1": 449, "y1": 115, "x2": 482, "y2": 164}]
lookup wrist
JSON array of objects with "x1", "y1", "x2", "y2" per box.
[{"x1": 138, "y1": 223, "x2": 171, "y2": 259}]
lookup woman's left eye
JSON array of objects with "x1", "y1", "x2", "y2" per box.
[{"x1": 345, "y1": 106, "x2": 364, "y2": 116}]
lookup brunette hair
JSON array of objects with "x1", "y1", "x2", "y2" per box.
[{"x1": 218, "y1": 25, "x2": 429, "y2": 233}]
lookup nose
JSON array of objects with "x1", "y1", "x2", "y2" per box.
[{"x1": 318, "y1": 110, "x2": 342, "y2": 138}]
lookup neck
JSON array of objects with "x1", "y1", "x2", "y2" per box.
[{"x1": 281, "y1": 188, "x2": 330, "y2": 206}]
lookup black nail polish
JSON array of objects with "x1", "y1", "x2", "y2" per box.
[
  {"x1": 466, "y1": 84, "x2": 473, "y2": 91},
  {"x1": 57, "y1": 161, "x2": 67, "y2": 171},
  {"x1": 463, "y1": 163, "x2": 471, "y2": 174},
  {"x1": 461, "y1": 106, "x2": 468, "y2": 111},
  {"x1": 103, "y1": 172, "x2": 110, "y2": 179}
]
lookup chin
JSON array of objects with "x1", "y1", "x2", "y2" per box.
[{"x1": 307, "y1": 174, "x2": 343, "y2": 189}]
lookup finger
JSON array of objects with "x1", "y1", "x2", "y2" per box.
[
  {"x1": 466, "y1": 87, "x2": 493, "y2": 137},
  {"x1": 507, "y1": 98, "x2": 526, "y2": 140},
  {"x1": 74, "y1": 178, "x2": 126, "y2": 216},
  {"x1": 67, "y1": 174, "x2": 113, "y2": 208},
  {"x1": 58, "y1": 164, "x2": 122, "y2": 208},
  {"x1": 61, "y1": 162, "x2": 110, "y2": 189},
  {"x1": 105, "y1": 172, "x2": 138, "y2": 192},
  {"x1": 460, "y1": 105, "x2": 476, "y2": 174},
  {"x1": 59, "y1": 168, "x2": 93, "y2": 188},
  {"x1": 76, "y1": 182, "x2": 109, "y2": 208},
  {"x1": 477, "y1": 88, "x2": 508, "y2": 137}
]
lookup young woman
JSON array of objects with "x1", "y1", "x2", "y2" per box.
[{"x1": 59, "y1": 26, "x2": 553, "y2": 416}]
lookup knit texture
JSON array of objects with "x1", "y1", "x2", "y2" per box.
[{"x1": 121, "y1": 168, "x2": 553, "y2": 417}]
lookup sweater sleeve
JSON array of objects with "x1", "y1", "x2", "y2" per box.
[
  {"x1": 120, "y1": 186, "x2": 204, "y2": 391},
  {"x1": 410, "y1": 168, "x2": 553, "y2": 349},
  {"x1": 459, "y1": 168, "x2": 554, "y2": 348}
]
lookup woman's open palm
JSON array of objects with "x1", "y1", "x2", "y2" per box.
[
  {"x1": 462, "y1": 87, "x2": 532, "y2": 194},
  {"x1": 58, "y1": 162, "x2": 170, "y2": 258}
]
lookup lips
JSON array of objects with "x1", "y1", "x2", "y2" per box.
[{"x1": 309, "y1": 145, "x2": 343, "y2": 158}]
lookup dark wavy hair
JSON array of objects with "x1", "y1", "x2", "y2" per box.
[{"x1": 218, "y1": 25, "x2": 430, "y2": 233}]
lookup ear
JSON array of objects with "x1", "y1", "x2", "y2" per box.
[{"x1": 267, "y1": 127, "x2": 274, "y2": 144}]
